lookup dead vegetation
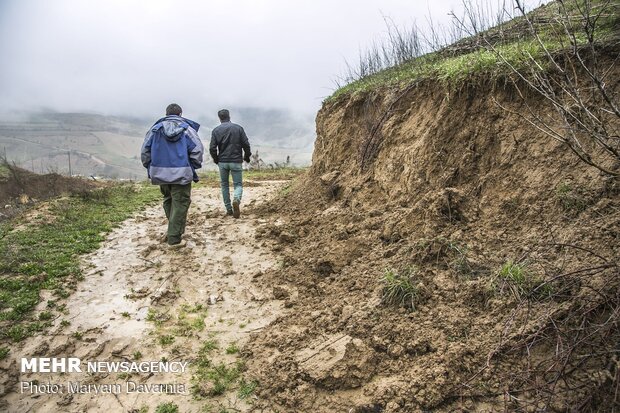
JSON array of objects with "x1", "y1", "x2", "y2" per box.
[{"x1": 0, "y1": 158, "x2": 98, "y2": 221}]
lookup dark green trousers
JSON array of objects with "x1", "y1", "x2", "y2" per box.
[{"x1": 160, "y1": 183, "x2": 192, "y2": 245}]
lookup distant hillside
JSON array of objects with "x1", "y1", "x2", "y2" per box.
[{"x1": 0, "y1": 109, "x2": 314, "y2": 179}]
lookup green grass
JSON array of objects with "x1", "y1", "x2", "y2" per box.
[
  {"x1": 381, "y1": 267, "x2": 420, "y2": 310},
  {"x1": 158, "y1": 334, "x2": 175, "y2": 346},
  {"x1": 328, "y1": 1, "x2": 620, "y2": 100},
  {"x1": 200, "y1": 339, "x2": 219, "y2": 355},
  {"x1": 225, "y1": 343, "x2": 239, "y2": 355},
  {"x1": 238, "y1": 378, "x2": 258, "y2": 399},
  {"x1": 330, "y1": 40, "x2": 550, "y2": 100},
  {"x1": 191, "y1": 339, "x2": 249, "y2": 399},
  {"x1": 155, "y1": 402, "x2": 178, "y2": 413},
  {"x1": 497, "y1": 261, "x2": 552, "y2": 299},
  {"x1": 0, "y1": 346, "x2": 9, "y2": 360},
  {"x1": 194, "y1": 362, "x2": 243, "y2": 397},
  {"x1": 191, "y1": 357, "x2": 243, "y2": 398},
  {"x1": 0, "y1": 184, "x2": 160, "y2": 341}
]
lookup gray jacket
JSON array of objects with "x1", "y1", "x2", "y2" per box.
[{"x1": 209, "y1": 121, "x2": 251, "y2": 164}]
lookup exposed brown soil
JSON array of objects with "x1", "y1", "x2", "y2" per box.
[
  {"x1": 240, "y1": 78, "x2": 620, "y2": 412},
  {"x1": 0, "y1": 182, "x2": 287, "y2": 412},
  {"x1": 0, "y1": 165, "x2": 97, "y2": 221},
  {"x1": 2, "y1": 73, "x2": 619, "y2": 413}
]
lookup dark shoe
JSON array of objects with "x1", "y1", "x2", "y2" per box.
[
  {"x1": 232, "y1": 199, "x2": 240, "y2": 219},
  {"x1": 226, "y1": 209, "x2": 233, "y2": 216},
  {"x1": 168, "y1": 239, "x2": 186, "y2": 249}
]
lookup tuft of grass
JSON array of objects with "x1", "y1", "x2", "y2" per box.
[
  {"x1": 280, "y1": 182, "x2": 293, "y2": 197},
  {"x1": 158, "y1": 335, "x2": 175, "y2": 346},
  {"x1": 200, "y1": 339, "x2": 219, "y2": 355},
  {"x1": 38, "y1": 311, "x2": 53, "y2": 321},
  {"x1": 238, "y1": 378, "x2": 258, "y2": 399},
  {"x1": 413, "y1": 237, "x2": 474, "y2": 276},
  {"x1": 497, "y1": 261, "x2": 552, "y2": 299},
  {"x1": 191, "y1": 339, "x2": 245, "y2": 398},
  {"x1": 5, "y1": 322, "x2": 49, "y2": 342},
  {"x1": 192, "y1": 362, "x2": 243, "y2": 397},
  {"x1": 175, "y1": 316, "x2": 206, "y2": 336},
  {"x1": 191, "y1": 317, "x2": 206, "y2": 331},
  {"x1": 0, "y1": 184, "x2": 160, "y2": 341},
  {"x1": 381, "y1": 267, "x2": 420, "y2": 310},
  {"x1": 225, "y1": 343, "x2": 239, "y2": 355},
  {"x1": 556, "y1": 182, "x2": 588, "y2": 212},
  {"x1": 0, "y1": 346, "x2": 9, "y2": 360},
  {"x1": 180, "y1": 302, "x2": 204, "y2": 313},
  {"x1": 146, "y1": 308, "x2": 170, "y2": 326},
  {"x1": 155, "y1": 402, "x2": 178, "y2": 413}
]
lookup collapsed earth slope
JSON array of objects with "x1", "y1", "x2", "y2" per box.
[{"x1": 242, "y1": 46, "x2": 620, "y2": 413}]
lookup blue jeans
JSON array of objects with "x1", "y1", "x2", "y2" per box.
[{"x1": 218, "y1": 162, "x2": 243, "y2": 211}]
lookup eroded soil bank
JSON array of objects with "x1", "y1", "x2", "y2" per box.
[{"x1": 1, "y1": 181, "x2": 287, "y2": 412}]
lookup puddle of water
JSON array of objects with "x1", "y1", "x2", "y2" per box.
[{"x1": 2, "y1": 182, "x2": 286, "y2": 413}]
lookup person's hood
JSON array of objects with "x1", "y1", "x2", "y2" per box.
[{"x1": 152, "y1": 115, "x2": 201, "y2": 142}]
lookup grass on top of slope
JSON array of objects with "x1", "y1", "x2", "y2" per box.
[{"x1": 328, "y1": 1, "x2": 619, "y2": 101}]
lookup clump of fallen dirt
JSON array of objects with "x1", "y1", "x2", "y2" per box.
[
  {"x1": 242, "y1": 75, "x2": 620, "y2": 412},
  {"x1": 0, "y1": 163, "x2": 99, "y2": 220}
]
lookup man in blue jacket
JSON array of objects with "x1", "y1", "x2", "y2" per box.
[
  {"x1": 209, "y1": 109, "x2": 251, "y2": 218},
  {"x1": 141, "y1": 103, "x2": 204, "y2": 246}
]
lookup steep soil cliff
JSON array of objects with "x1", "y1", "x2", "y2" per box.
[{"x1": 244, "y1": 70, "x2": 620, "y2": 411}]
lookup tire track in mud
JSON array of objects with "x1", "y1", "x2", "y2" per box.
[{"x1": 2, "y1": 181, "x2": 287, "y2": 413}]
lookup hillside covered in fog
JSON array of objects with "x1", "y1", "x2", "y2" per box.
[{"x1": 0, "y1": 109, "x2": 314, "y2": 179}]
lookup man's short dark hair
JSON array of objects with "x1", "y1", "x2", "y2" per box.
[
  {"x1": 166, "y1": 103, "x2": 182, "y2": 116},
  {"x1": 218, "y1": 109, "x2": 230, "y2": 121}
]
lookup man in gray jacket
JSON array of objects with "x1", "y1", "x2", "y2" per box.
[
  {"x1": 209, "y1": 109, "x2": 251, "y2": 218},
  {"x1": 141, "y1": 103, "x2": 204, "y2": 245}
]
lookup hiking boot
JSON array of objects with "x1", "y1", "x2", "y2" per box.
[
  {"x1": 232, "y1": 199, "x2": 240, "y2": 219},
  {"x1": 168, "y1": 239, "x2": 187, "y2": 249},
  {"x1": 226, "y1": 209, "x2": 233, "y2": 217}
]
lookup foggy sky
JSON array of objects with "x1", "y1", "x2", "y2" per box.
[{"x1": 0, "y1": 0, "x2": 515, "y2": 119}]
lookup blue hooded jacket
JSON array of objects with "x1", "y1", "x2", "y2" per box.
[{"x1": 141, "y1": 115, "x2": 204, "y2": 185}]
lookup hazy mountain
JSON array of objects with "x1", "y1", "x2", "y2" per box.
[{"x1": 0, "y1": 109, "x2": 314, "y2": 179}]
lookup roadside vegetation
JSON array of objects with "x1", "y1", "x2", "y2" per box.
[
  {"x1": 334, "y1": 0, "x2": 620, "y2": 176},
  {"x1": 332, "y1": 0, "x2": 619, "y2": 99},
  {"x1": 0, "y1": 183, "x2": 160, "y2": 342}
]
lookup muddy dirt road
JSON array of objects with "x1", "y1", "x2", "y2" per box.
[{"x1": 2, "y1": 181, "x2": 287, "y2": 413}]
